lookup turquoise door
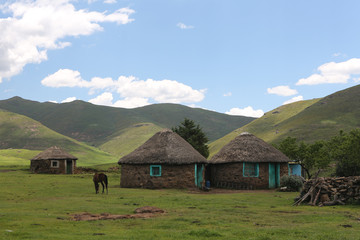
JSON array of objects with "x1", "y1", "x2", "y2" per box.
[
  {"x1": 195, "y1": 164, "x2": 204, "y2": 188},
  {"x1": 66, "y1": 160, "x2": 73, "y2": 174},
  {"x1": 269, "y1": 163, "x2": 280, "y2": 188}
]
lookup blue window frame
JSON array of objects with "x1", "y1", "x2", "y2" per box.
[
  {"x1": 150, "y1": 165, "x2": 161, "y2": 177},
  {"x1": 243, "y1": 162, "x2": 259, "y2": 177}
]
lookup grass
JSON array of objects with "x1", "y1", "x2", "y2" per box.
[{"x1": 1, "y1": 169, "x2": 360, "y2": 239}]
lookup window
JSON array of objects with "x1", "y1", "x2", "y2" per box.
[
  {"x1": 243, "y1": 162, "x2": 259, "y2": 177},
  {"x1": 51, "y1": 160, "x2": 59, "y2": 168},
  {"x1": 150, "y1": 165, "x2": 161, "y2": 177}
]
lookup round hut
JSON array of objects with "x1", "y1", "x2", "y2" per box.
[
  {"x1": 118, "y1": 129, "x2": 208, "y2": 189},
  {"x1": 209, "y1": 132, "x2": 289, "y2": 189},
  {"x1": 30, "y1": 146, "x2": 78, "y2": 174}
]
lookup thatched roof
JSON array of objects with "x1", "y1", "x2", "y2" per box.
[
  {"x1": 31, "y1": 146, "x2": 78, "y2": 161},
  {"x1": 118, "y1": 129, "x2": 207, "y2": 165},
  {"x1": 210, "y1": 132, "x2": 289, "y2": 164}
]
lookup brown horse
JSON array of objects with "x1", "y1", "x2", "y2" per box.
[{"x1": 93, "y1": 173, "x2": 108, "y2": 194}]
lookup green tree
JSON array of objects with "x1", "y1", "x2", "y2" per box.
[
  {"x1": 305, "y1": 141, "x2": 330, "y2": 177},
  {"x1": 275, "y1": 137, "x2": 330, "y2": 179},
  {"x1": 276, "y1": 137, "x2": 298, "y2": 160},
  {"x1": 172, "y1": 118, "x2": 209, "y2": 158},
  {"x1": 329, "y1": 129, "x2": 360, "y2": 176}
]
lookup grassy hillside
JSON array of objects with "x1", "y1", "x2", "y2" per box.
[
  {"x1": 209, "y1": 99, "x2": 319, "y2": 158},
  {"x1": 0, "y1": 110, "x2": 117, "y2": 166},
  {"x1": 0, "y1": 97, "x2": 254, "y2": 145},
  {"x1": 272, "y1": 85, "x2": 360, "y2": 142},
  {"x1": 0, "y1": 149, "x2": 39, "y2": 166},
  {"x1": 209, "y1": 84, "x2": 360, "y2": 158},
  {"x1": 99, "y1": 122, "x2": 163, "y2": 158}
]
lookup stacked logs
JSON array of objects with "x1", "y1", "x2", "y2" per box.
[{"x1": 293, "y1": 176, "x2": 360, "y2": 206}]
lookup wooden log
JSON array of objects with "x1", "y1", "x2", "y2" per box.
[
  {"x1": 293, "y1": 183, "x2": 319, "y2": 206},
  {"x1": 313, "y1": 187, "x2": 322, "y2": 206}
]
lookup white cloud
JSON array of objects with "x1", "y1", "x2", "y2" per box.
[
  {"x1": 114, "y1": 78, "x2": 205, "y2": 103},
  {"x1": 89, "y1": 92, "x2": 113, "y2": 106},
  {"x1": 223, "y1": 92, "x2": 232, "y2": 97},
  {"x1": 41, "y1": 69, "x2": 86, "y2": 87},
  {"x1": 61, "y1": 97, "x2": 77, "y2": 103},
  {"x1": 296, "y1": 58, "x2": 360, "y2": 85},
  {"x1": 114, "y1": 97, "x2": 150, "y2": 108},
  {"x1": 267, "y1": 85, "x2": 298, "y2": 96},
  {"x1": 41, "y1": 69, "x2": 206, "y2": 108},
  {"x1": 104, "y1": 0, "x2": 117, "y2": 3},
  {"x1": 226, "y1": 106, "x2": 264, "y2": 118},
  {"x1": 177, "y1": 22, "x2": 194, "y2": 29},
  {"x1": 283, "y1": 95, "x2": 304, "y2": 105},
  {"x1": 0, "y1": 0, "x2": 134, "y2": 81}
]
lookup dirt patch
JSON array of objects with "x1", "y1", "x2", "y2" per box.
[
  {"x1": 70, "y1": 206, "x2": 165, "y2": 221},
  {"x1": 0, "y1": 169, "x2": 15, "y2": 173},
  {"x1": 272, "y1": 210, "x2": 301, "y2": 214}
]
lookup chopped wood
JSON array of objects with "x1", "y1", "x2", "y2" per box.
[{"x1": 294, "y1": 176, "x2": 360, "y2": 206}]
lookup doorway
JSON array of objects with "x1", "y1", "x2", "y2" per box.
[
  {"x1": 66, "y1": 160, "x2": 73, "y2": 174},
  {"x1": 195, "y1": 164, "x2": 204, "y2": 188},
  {"x1": 269, "y1": 163, "x2": 280, "y2": 188}
]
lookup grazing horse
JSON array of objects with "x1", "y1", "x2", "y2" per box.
[{"x1": 93, "y1": 173, "x2": 108, "y2": 194}]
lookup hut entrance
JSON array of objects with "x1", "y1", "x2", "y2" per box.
[
  {"x1": 269, "y1": 163, "x2": 280, "y2": 188},
  {"x1": 195, "y1": 164, "x2": 204, "y2": 188},
  {"x1": 66, "y1": 160, "x2": 73, "y2": 174}
]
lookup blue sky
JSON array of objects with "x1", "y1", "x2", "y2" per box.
[{"x1": 1, "y1": 0, "x2": 360, "y2": 118}]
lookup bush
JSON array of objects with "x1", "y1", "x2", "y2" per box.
[{"x1": 280, "y1": 175, "x2": 304, "y2": 192}]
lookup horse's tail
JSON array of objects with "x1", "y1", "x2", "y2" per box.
[{"x1": 104, "y1": 174, "x2": 108, "y2": 194}]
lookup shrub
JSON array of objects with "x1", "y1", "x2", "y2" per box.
[{"x1": 280, "y1": 175, "x2": 304, "y2": 192}]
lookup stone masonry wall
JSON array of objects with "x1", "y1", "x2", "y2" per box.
[
  {"x1": 210, "y1": 162, "x2": 288, "y2": 189},
  {"x1": 120, "y1": 164, "x2": 197, "y2": 189},
  {"x1": 30, "y1": 160, "x2": 66, "y2": 174}
]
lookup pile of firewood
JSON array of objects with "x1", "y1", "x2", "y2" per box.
[{"x1": 293, "y1": 176, "x2": 360, "y2": 206}]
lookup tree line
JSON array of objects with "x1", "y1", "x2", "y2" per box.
[{"x1": 275, "y1": 129, "x2": 360, "y2": 178}]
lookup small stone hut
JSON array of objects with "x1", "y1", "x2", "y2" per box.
[
  {"x1": 209, "y1": 132, "x2": 289, "y2": 189},
  {"x1": 30, "y1": 146, "x2": 78, "y2": 174},
  {"x1": 118, "y1": 129, "x2": 208, "y2": 189}
]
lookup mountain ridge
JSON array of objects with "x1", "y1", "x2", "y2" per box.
[{"x1": 0, "y1": 97, "x2": 255, "y2": 145}]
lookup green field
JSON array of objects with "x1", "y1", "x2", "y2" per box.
[{"x1": 1, "y1": 168, "x2": 359, "y2": 240}]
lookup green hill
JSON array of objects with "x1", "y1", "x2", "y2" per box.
[
  {"x1": 0, "y1": 98, "x2": 255, "y2": 146},
  {"x1": 0, "y1": 110, "x2": 117, "y2": 166},
  {"x1": 209, "y1": 84, "x2": 360, "y2": 158},
  {"x1": 271, "y1": 85, "x2": 360, "y2": 142},
  {"x1": 99, "y1": 122, "x2": 163, "y2": 158}
]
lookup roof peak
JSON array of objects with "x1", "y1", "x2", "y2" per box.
[{"x1": 239, "y1": 132, "x2": 252, "y2": 136}]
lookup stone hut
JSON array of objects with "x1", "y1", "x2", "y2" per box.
[
  {"x1": 209, "y1": 132, "x2": 289, "y2": 189},
  {"x1": 30, "y1": 146, "x2": 78, "y2": 174},
  {"x1": 118, "y1": 129, "x2": 208, "y2": 189}
]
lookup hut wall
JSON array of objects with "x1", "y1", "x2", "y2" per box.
[
  {"x1": 279, "y1": 162, "x2": 288, "y2": 177},
  {"x1": 120, "y1": 164, "x2": 196, "y2": 189},
  {"x1": 30, "y1": 160, "x2": 66, "y2": 174},
  {"x1": 210, "y1": 162, "x2": 288, "y2": 189}
]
